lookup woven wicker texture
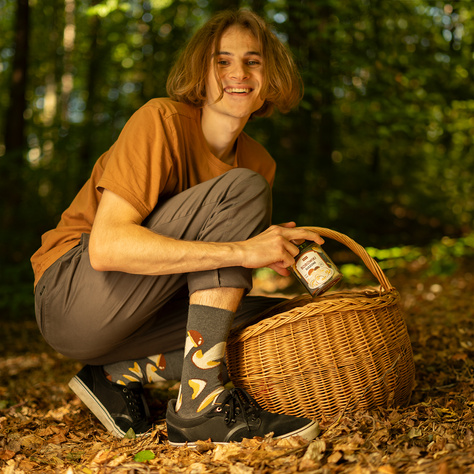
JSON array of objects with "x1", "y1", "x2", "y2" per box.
[{"x1": 227, "y1": 227, "x2": 415, "y2": 421}]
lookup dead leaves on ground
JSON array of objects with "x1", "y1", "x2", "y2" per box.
[
  {"x1": 2, "y1": 400, "x2": 474, "y2": 473},
  {"x1": 1, "y1": 266, "x2": 473, "y2": 473}
]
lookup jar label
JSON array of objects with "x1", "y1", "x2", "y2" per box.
[{"x1": 295, "y1": 247, "x2": 334, "y2": 290}]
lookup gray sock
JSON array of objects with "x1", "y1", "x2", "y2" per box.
[
  {"x1": 176, "y1": 304, "x2": 234, "y2": 418},
  {"x1": 104, "y1": 349, "x2": 184, "y2": 386}
]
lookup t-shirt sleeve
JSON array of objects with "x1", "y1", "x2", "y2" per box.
[{"x1": 97, "y1": 105, "x2": 174, "y2": 220}]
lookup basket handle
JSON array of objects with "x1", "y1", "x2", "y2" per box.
[{"x1": 306, "y1": 226, "x2": 394, "y2": 292}]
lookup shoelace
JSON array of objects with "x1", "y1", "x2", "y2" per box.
[
  {"x1": 122, "y1": 384, "x2": 147, "y2": 421},
  {"x1": 220, "y1": 388, "x2": 262, "y2": 428}
]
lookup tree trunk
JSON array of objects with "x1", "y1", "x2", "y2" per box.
[
  {"x1": 0, "y1": 0, "x2": 30, "y2": 260},
  {"x1": 4, "y1": 0, "x2": 30, "y2": 155},
  {"x1": 60, "y1": 0, "x2": 76, "y2": 125},
  {"x1": 75, "y1": 7, "x2": 102, "y2": 197},
  {"x1": 283, "y1": 1, "x2": 336, "y2": 222}
]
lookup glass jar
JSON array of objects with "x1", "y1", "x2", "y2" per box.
[{"x1": 290, "y1": 241, "x2": 342, "y2": 297}]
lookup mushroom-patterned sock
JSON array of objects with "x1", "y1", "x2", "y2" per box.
[
  {"x1": 176, "y1": 304, "x2": 234, "y2": 419},
  {"x1": 104, "y1": 349, "x2": 184, "y2": 386}
]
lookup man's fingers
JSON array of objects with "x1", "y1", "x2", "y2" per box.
[
  {"x1": 240, "y1": 224, "x2": 325, "y2": 271},
  {"x1": 279, "y1": 227, "x2": 324, "y2": 245},
  {"x1": 269, "y1": 223, "x2": 323, "y2": 243},
  {"x1": 268, "y1": 262, "x2": 292, "y2": 277},
  {"x1": 277, "y1": 221, "x2": 297, "y2": 229}
]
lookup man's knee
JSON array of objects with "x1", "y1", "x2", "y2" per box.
[
  {"x1": 207, "y1": 168, "x2": 272, "y2": 241},
  {"x1": 223, "y1": 168, "x2": 271, "y2": 207},
  {"x1": 225, "y1": 168, "x2": 270, "y2": 188}
]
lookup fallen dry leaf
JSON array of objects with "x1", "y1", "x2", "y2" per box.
[
  {"x1": 0, "y1": 450, "x2": 16, "y2": 461},
  {"x1": 327, "y1": 450, "x2": 343, "y2": 464},
  {"x1": 302, "y1": 439, "x2": 326, "y2": 462},
  {"x1": 212, "y1": 442, "x2": 242, "y2": 462},
  {"x1": 230, "y1": 461, "x2": 254, "y2": 473},
  {"x1": 378, "y1": 465, "x2": 396, "y2": 474}
]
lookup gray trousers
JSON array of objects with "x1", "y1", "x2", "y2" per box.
[{"x1": 34, "y1": 169, "x2": 284, "y2": 365}]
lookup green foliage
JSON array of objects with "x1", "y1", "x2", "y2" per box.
[
  {"x1": 338, "y1": 263, "x2": 368, "y2": 286},
  {"x1": 334, "y1": 232, "x2": 474, "y2": 288},
  {"x1": 87, "y1": 0, "x2": 135, "y2": 18},
  {"x1": 359, "y1": 232, "x2": 474, "y2": 282},
  {"x1": 264, "y1": 0, "x2": 474, "y2": 246}
]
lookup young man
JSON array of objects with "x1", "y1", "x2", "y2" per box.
[{"x1": 31, "y1": 9, "x2": 323, "y2": 445}]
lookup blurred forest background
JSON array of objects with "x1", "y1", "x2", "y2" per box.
[{"x1": 1, "y1": 0, "x2": 473, "y2": 319}]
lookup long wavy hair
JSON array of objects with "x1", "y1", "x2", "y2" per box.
[{"x1": 166, "y1": 9, "x2": 303, "y2": 118}]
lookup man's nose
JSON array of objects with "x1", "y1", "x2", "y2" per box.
[{"x1": 229, "y1": 63, "x2": 249, "y2": 81}]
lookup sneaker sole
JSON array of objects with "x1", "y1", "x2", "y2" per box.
[
  {"x1": 279, "y1": 419, "x2": 320, "y2": 442},
  {"x1": 69, "y1": 375, "x2": 126, "y2": 438},
  {"x1": 167, "y1": 420, "x2": 320, "y2": 447}
]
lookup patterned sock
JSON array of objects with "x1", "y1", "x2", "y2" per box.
[
  {"x1": 176, "y1": 304, "x2": 234, "y2": 419},
  {"x1": 104, "y1": 349, "x2": 184, "y2": 386}
]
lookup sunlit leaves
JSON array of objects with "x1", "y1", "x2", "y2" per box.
[
  {"x1": 149, "y1": 0, "x2": 173, "y2": 9},
  {"x1": 87, "y1": 0, "x2": 130, "y2": 18}
]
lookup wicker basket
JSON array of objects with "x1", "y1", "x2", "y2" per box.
[{"x1": 226, "y1": 227, "x2": 415, "y2": 421}]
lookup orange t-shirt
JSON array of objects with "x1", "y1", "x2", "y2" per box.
[{"x1": 31, "y1": 98, "x2": 276, "y2": 287}]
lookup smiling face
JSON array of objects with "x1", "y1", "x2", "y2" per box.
[{"x1": 203, "y1": 25, "x2": 265, "y2": 124}]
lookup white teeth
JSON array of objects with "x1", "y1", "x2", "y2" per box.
[{"x1": 226, "y1": 88, "x2": 251, "y2": 93}]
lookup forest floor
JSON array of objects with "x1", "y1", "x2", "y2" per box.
[{"x1": 1, "y1": 260, "x2": 473, "y2": 474}]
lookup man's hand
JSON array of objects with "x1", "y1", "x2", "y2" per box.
[{"x1": 236, "y1": 222, "x2": 324, "y2": 276}]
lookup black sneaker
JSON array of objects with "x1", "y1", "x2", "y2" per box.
[
  {"x1": 68, "y1": 365, "x2": 152, "y2": 438},
  {"x1": 166, "y1": 387, "x2": 319, "y2": 446}
]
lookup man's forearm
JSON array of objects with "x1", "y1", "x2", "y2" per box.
[{"x1": 89, "y1": 223, "x2": 242, "y2": 275}]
